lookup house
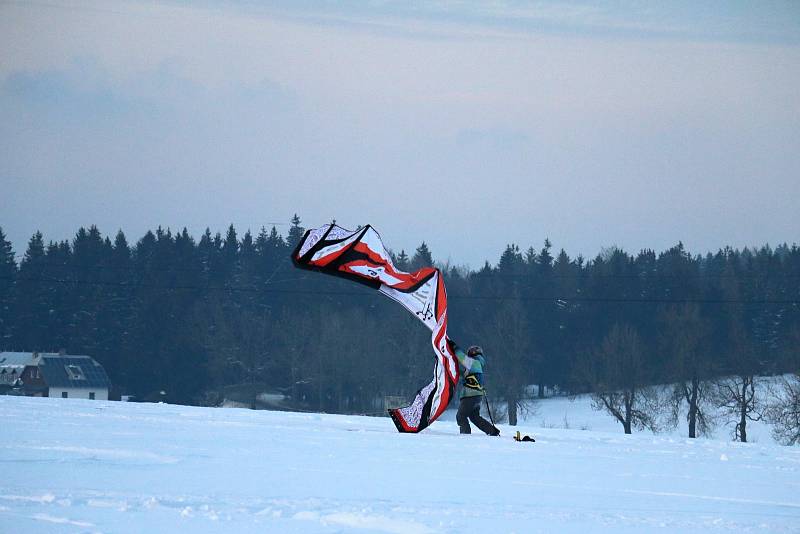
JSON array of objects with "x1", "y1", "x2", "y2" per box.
[
  {"x1": 0, "y1": 352, "x2": 42, "y2": 395},
  {"x1": 0, "y1": 352, "x2": 111, "y2": 400}
]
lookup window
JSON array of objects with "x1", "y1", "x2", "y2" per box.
[
  {"x1": 89, "y1": 392, "x2": 95, "y2": 400},
  {"x1": 65, "y1": 365, "x2": 86, "y2": 381},
  {"x1": 62, "y1": 391, "x2": 68, "y2": 398}
]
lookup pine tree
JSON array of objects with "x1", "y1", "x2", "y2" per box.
[
  {"x1": 0, "y1": 227, "x2": 15, "y2": 281},
  {"x1": 14, "y1": 232, "x2": 50, "y2": 350},
  {"x1": 394, "y1": 249, "x2": 410, "y2": 272},
  {"x1": 410, "y1": 242, "x2": 433, "y2": 270},
  {"x1": 223, "y1": 224, "x2": 239, "y2": 268},
  {"x1": 100, "y1": 229, "x2": 133, "y2": 387},
  {"x1": 287, "y1": 214, "x2": 305, "y2": 250},
  {"x1": 43, "y1": 239, "x2": 73, "y2": 351},
  {"x1": 497, "y1": 244, "x2": 523, "y2": 274},
  {"x1": 239, "y1": 230, "x2": 256, "y2": 278},
  {"x1": 0, "y1": 227, "x2": 17, "y2": 346},
  {"x1": 236, "y1": 229, "x2": 259, "y2": 310},
  {"x1": 551, "y1": 249, "x2": 577, "y2": 389},
  {"x1": 69, "y1": 226, "x2": 109, "y2": 352},
  {"x1": 266, "y1": 226, "x2": 287, "y2": 265},
  {"x1": 531, "y1": 239, "x2": 557, "y2": 398}
]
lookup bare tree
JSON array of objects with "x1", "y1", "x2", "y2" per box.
[
  {"x1": 766, "y1": 373, "x2": 800, "y2": 446},
  {"x1": 711, "y1": 263, "x2": 766, "y2": 442},
  {"x1": 483, "y1": 298, "x2": 535, "y2": 425},
  {"x1": 577, "y1": 323, "x2": 659, "y2": 434},
  {"x1": 660, "y1": 304, "x2": 714, "y2": 438},
  {"x1": 713, "y1": 326, "x2": 765, "y2": 442},
  {"x1": 714, "y1": 375, "x2": 764, "y2": 442}
]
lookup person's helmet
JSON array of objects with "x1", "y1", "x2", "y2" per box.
[{"x1": 467, "y1": 345, "x2": 483, "y2": 357}]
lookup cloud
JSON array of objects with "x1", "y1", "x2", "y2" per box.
[
  {"x1": 216, "y1": 1, "x2": 800, "y2": 44},
  {"x1": 1, "y1": 0, "x2": 798, "y2": 267}
]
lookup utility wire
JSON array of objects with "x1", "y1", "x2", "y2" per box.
[
  {"x1": 5, "y1": 258, "x2": 800, "y2": 280},
  {"x1": 1, "y1": 274, "x2": 797, "y2": 306}
]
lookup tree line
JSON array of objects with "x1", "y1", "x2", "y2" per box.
[{"x1": 0, "y1": 217, "x2": 797, "y2": 444}]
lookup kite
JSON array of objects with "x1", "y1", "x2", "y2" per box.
[{"x1": 292, "y1": 223, "x2": 459, "y2": 433}]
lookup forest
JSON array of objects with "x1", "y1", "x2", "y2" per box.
[{"x1": 0, "y1": 217, "x2": 798, "y2": 441}]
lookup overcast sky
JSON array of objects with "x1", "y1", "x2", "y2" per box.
[{"x1": 1, "y1": 0, "x2": 799, "y2": 268}]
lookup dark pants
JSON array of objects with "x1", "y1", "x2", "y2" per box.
[{"x1": 456, "y1": 396, "x2": 498, "y2": 435}]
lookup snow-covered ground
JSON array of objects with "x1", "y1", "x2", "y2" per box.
[
  {"x1": 512, "y1": 391, "x2": 781, "y2": 445},
  {"x1": 2, "y1": 395, "x2": 799, "y2": 533}
]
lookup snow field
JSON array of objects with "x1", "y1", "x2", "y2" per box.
[{"x1": 1, "y1": 395, "x2": 799, "y2": 533}]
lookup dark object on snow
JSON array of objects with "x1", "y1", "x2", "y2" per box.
[{"x1": 514, "y1": 431, "x2": 535, "y2": 442}]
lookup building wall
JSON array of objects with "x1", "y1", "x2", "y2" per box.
[
  {"x1": 48, "y1": 387, "x2": 109, "y2": 400},
  {"x1": 22, "y1": 366, "x2": 47, "y2": 388}
]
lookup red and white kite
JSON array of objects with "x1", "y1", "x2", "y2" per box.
[{"x1": 292, "y1": 224, "x2": 458, "y2": 433}]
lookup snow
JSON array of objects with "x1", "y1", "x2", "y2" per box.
[
  {"x1": 2, "y1": 395, "x2": 799, "y2": 533},
  {"x1": 512, "y1": 391, "x2": 781, "y2": 444}
]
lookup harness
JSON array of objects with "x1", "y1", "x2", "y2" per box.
[{"x1": 463, "y1": 373, "x2": 484, "y2": 391}]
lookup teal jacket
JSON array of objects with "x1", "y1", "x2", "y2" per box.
[{"x1": 453, "y1": 346, "x2": 486, "y2": 398}]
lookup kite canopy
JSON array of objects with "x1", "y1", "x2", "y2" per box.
[{"x1": 292, "y1": 224, "x2": 459, "y2": 433}]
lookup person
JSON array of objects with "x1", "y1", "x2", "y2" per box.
[{"x1": 448, "y1": 339, "x2": 500, "y2": 436}]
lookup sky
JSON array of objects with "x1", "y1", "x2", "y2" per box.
[{"x1": 1, "y1": 0, "x2": 799, "y2": 268}]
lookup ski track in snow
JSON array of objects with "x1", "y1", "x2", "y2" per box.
[{"x1": 1, "y1": 396, "x2": 799, "y2": 533}]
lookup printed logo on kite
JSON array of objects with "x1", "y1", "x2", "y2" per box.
[{"x1": 416, "y1": 302, "x2": 434, "y2": 322}]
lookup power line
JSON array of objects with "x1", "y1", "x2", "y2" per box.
[
  {"x1": 5, "y1": 257, "x2": 800, "y2": 280},
  {"x1": 1, "y1": 274, "x2": 797, "y2": 306}
]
